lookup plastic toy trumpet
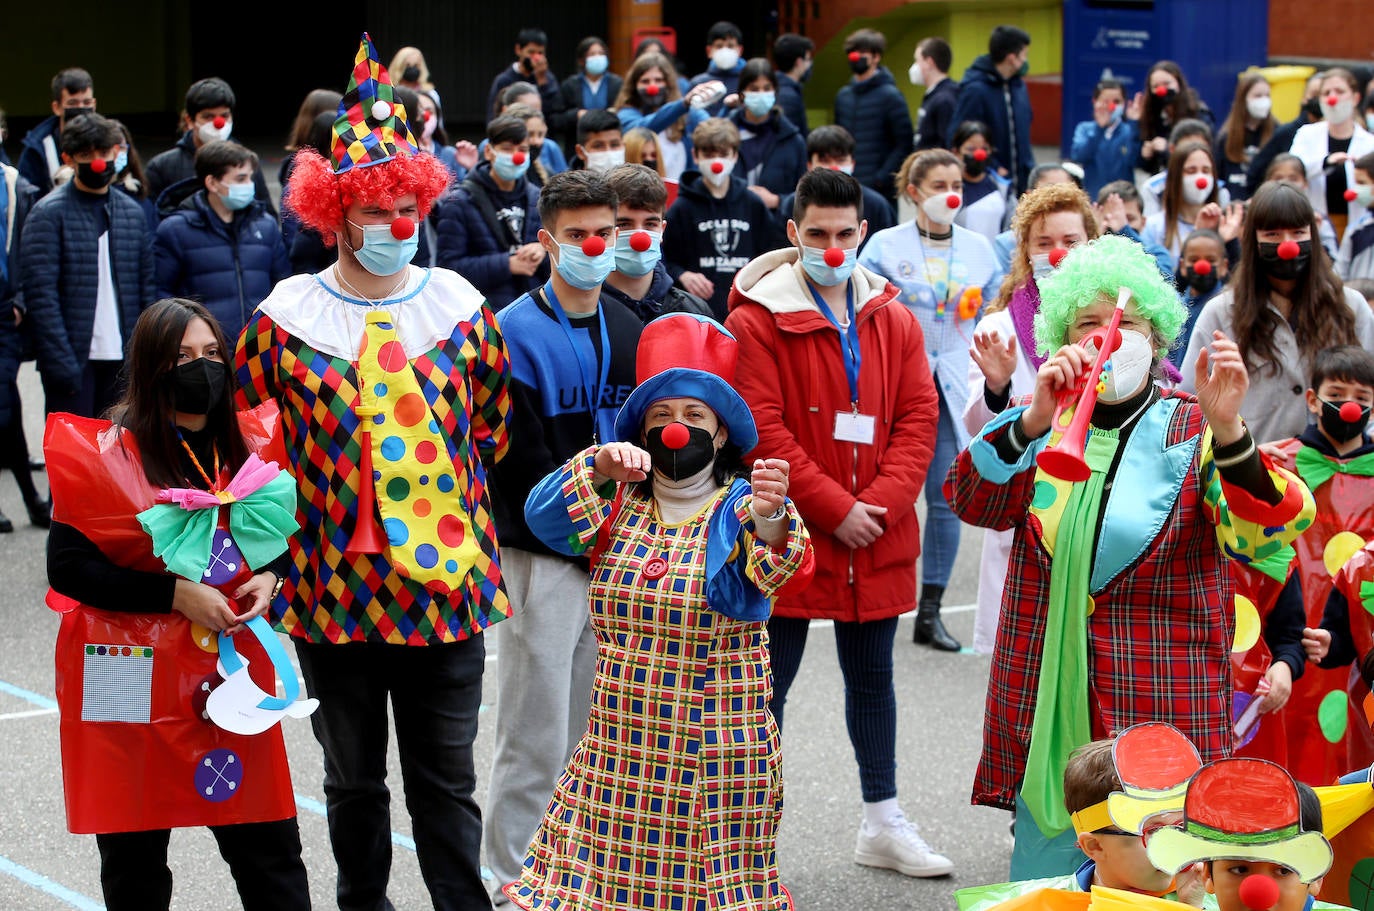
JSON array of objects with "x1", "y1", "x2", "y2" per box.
[{"x1": 1035, "y1": 287, "x2": 1131, "y2": 483}]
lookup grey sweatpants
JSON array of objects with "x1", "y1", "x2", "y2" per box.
[{"x1": 483, "y1": 547, "x2": 597, "y2": 902}]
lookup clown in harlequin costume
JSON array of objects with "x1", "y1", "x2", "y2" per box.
[
  {"x1": 45, "y1": 298, "x2": 312, "y2": 910},
  {"x1": 946, "y1": 234, "x2": 1316, "y2": 880},
  {"x1": 233, "y1": 34, "x2": 511, "y2": 909},
  {"x1": 508, "y1": 313, "x2": 813, "y2": 911}
]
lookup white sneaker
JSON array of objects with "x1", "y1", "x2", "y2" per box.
[{"x1": 854, "y1": 813, "x2": 955, "y2": 878}]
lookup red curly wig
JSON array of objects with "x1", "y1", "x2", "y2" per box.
[{"x1": 284, "y1": 148, "x2": 451, "y2": 248}]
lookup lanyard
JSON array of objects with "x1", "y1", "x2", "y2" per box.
[
  {"x1": 176, "y1": 429, "x2": 221, "y2": 493},
  {"x1": 809, "y1": 281, "x2": 860, "y2": 406},
  {"x1": 543, "y1": 281, "x2": 612, "y2": 443}
]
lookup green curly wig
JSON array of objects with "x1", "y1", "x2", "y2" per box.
[{"x1": 1033, "y1": 233, "x2": 1186, "y2": 358}]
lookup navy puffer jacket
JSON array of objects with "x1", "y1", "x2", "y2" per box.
[
  {"x1": 433, "y1": 163, "x2": 543, "y2": 310},
  {"x1": 728, "y1": 108, "x2": 808, "y2": 200},
  {"x1": 833, "y1": 67, "x2": 914, "y2": 200},
  {"x1": 154, "y1": 191, "x2": 291, "y2": 343},
  {"x1": 20, "y1": 183, "x2": 155, "y2": 394},
  {"x1": 0, "y1": 166, "x2": 40, "y2": 426}
]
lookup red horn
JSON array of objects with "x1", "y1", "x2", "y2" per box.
[
  {"x1": 346, "y1": 406, "x2": 388, "y2": 557},
  {"x1": 1036, "y1": 289, "x2": 1130, "y2": 482}
]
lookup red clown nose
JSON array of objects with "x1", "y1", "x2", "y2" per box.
[
  {"x1": 945, "y1": 193, "x2": 960, "y2": 208},
  {"x1": 1195, "y1": 176, "x2": 1209, "y2": 189},
  {"x1": 710, "y1": 161, "x2": 724, "y2": 174},
  {"x1": 848, "y1": 51, "x2": 862, "y2": 62},
  {"x1": 390, "y1": 217, "x2": 416, "y2": 240},
  {"x1": 89, "y1": 158, "x2": 107, "y2": 173},
  {"x1": 1277, "y1": 240, "x2": 1301, "y2": 260},
  {"x1": 973, "y1": 148, "x2": 988, "y2": 162},
  {"x1": 1153, "y1": 85, "x2": 1169, "y2": 97},
  {"x1": 512, "y1": 151, "x2": 527, "y2": 165},
  {"x1": 581, "y1": 236, "x2": 606, "y2": 256},
  {"x1": 660, "y1": 422, "x2": 690, "y2": 450},
  {"x1": 1328, "y1": 94, "x2": 1339, "y2": 106},
  {"x1": 629, "y1": 231, "x2": 652, "y2": 252},
  {"x1": 1346, "y1": 188, "x2": 1359, "y2": 202},
  {"x1": 1237, "y1": 874, "x2": 1279, "y2": 911},
  {"x1": 1192, "y1": 258, "x2": 1212, "y2": 275},
  {"x1": 1048, "y1": 247, "x2": 1069, "y2": 268},
  {"x1": 645, "y1": 84, "x2": 661, "y2": 96},
  {"x1": 1341, "y1": 401, "x2": 1365, "y2": 422},
  {"x1": 823, "y1": 247, "x2": 846, "y2": 267},
  {"x1": 213, "y1": 115, "x2": 227, "y2": 129}
]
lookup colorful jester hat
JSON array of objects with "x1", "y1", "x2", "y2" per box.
[
  {"x1": 1106, "y1": 722, "x2": 1203, "y2": 835},
  {"x1": 331, "y1": 32, "x2": 419, "y2": 174},
  {"x1": 1146, "y1": 758, "x2": 1333, "y2": 884}
]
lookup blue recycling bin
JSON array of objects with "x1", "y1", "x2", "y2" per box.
[{"x1": 1060, "y1": 0, "x2": 1269, "y2": 157}]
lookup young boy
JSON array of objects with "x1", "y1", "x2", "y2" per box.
[
  {"x1": 1147, "y1": 759, "x2": 1333, "y2": 911},
  {"x1": 1095, "y1": 179, "x2": 1174, "y2": 280},
  {"x1": 775, "y1": 125, "x2": 895, "y2": 246},
  {"x1": 688, "y1": 20, "x2": 746, "y2": 116},
  {"x1": 1170, "y1": 229, "x2": 1227, "y2": 368},
  {"x1": 1262, "y1": 346, "x2": 1374, "y2": 786},
  {"x1": 601, "y1": 163, "x2": 712, "y2": 322},
  {"x1": 481, "y1": 169, "x2": 643, "y2": 904},
  {"x1": 662, "y1": 117, "x2": 781, "y2": 319},
  {"x1": 1335, "y1": 151, "x2": 1374, "y2": 281},
  {"x1": 573, "y1": 109, "x2": 625, "y2": 173},
  {"x1": 1070, "y1": 78, "x2": 1140, "y2": 198}
]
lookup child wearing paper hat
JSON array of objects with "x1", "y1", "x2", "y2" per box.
[{"x1": 1147, "y1": 759, "x2": 1334, "y2": 911}]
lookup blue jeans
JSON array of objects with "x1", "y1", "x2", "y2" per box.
[
  {"x1": 295, "y1": 636, "x2": 489, "y2": 911},
  {"x1": 768, "y1": 615, "x2": 899, "y2": 802},
  {"x1": 922, "y1": 388, "x2": 961, "y2": 589}
]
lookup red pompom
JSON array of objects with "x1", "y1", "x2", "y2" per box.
[
  {"x1": 823, "y1": 247, "x2": 846, "y2": 268},
  {"x1": 582, "y1": 236, "x2": 607, "y2": 256},
  {"x1": 629, "y1": 231, "x2": 652, "y2": 252},
  {"x1": 645, "y1": 84, "x2": 661, "y2": 97},
  {"x1": 1048, "y1": 247, "x2": 1069, "y2": 268},
  {"x1": 945, "y1": 193, "x2": 961, "y2": 208},
  {"x1": 973, "y1": 148, "x2": 988, "y2": 162},
  {"x1": 512, "y1": 151, "x2": 527, "y2": 165},
  {"x1": 390, "y1": 217, "x2": 416, "y2": 240},
  {"x1": 213, "y1": 115, "x2": 227, "y2": 129},
  {"x1": 1153, "y1": 85, "x2": 1169, "y2": 97},
  {"x1": 660, "y1": 422, "x2": 690, "y2": 450},
  {"x1": 1192, "y1": 258, "x2": 1212, "y2": 276},
  {"x1": 1346, "y1": 188, "x2": 1359, "y2": 201},
  {"x1": 422, "y1": 110, "x2": 433, "y2": 122},
  {"x1": 1277, "y1": 240, "x2": 1301, "y2": 260},
  {"x1": 1341, "y1": 401, "x2": 1365, "y2": 422},
  {"x1": 1195, "y1": 176, "x2": 1209, "y2": 189},
  {"x1": 1237, "y1": 874, "x2": 1279, "y2": 911},
  {"x1": 710, "y1": 161, "x2": 724, "y2": 174},
  {"x1": 89, "y1": 157, "x2": 107, "y2": 173},
  {"x1": 848, "y1": 51, "x2": 861, "y2": 62}
]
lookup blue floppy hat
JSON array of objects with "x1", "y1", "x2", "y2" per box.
[{"x1": 613, "y1": 313, "x2": 758, "y2": 452}]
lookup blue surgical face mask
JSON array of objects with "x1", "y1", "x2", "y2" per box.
[
  {"x1": 114, "y1": 150, "x2": 129, "y2": 174},
  {"x1": 1031, "y1": 252, "x2": 1055, "y2": 280},
  {"x1": 220, "y1": 182, "x2": 255, "y2": 211},
  {"x1": 743, "y1": 91, "x2": 776, "y2": 117},
  {"x1": 552, "y1": 237, "x2": 617, "y2": 290},
  {"x1": 346, "y1": 219, "x2": 419, "y2": 277},
  {"x1": 492, "y1": 151, "x2": 529, "y2": 182},
  {"x1": 797, "y1": 240, "x2": 858, "y2": 287},
  {"x1": 584, "y1": 54, "x2": 609, "y2": 77},
  {"x1": 613, "y1": 230, "x2": 662, "y2": 277}
]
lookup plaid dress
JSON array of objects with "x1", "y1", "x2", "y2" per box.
[
  {"x1": 234, "y1": 271, "x2": 512, "y2": 644},
  {"x1": 511, "y1": 449, "x2": 810, "y2": 911},
  {"x1": 945, "y1": 392, "x2": 1315, "y2": 811}
]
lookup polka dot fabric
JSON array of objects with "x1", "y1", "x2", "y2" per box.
[{"x1": 358, "y1": 310, "x2": 481, "y2": 594}]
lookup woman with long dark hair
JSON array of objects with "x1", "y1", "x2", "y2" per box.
[
  {"x1": 1180, "y1": 180, "x2": 1374, "y2": 442},
  {"x1": 45, "y1": 298, "x2": 309, "y2": 910},
  {"x1": 1137, "y1": 60, "x2": 1213, "y2": 175},
  {"x1": 1215, "y1": 72, "x2": 1278, "y2": 201}
]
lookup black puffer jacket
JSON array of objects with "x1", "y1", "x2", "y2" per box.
[
  {"x1": 20, "y1": 183, "x2": 155, "y2": 394},
  {"x1": 0, "y1": 166, "x2": 39, "y2": 426}
]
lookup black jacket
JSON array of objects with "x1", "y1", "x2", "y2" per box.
[
  {"x1": 600, "y1": 262, "x2": 713, "y2": 324},
  {"x1": 947, "y1": 55, "x2": 1034, "y2": 193},
  {"x1": 0, "y1": 167, "x2": 39, "y2": 426},
  {"x1": 775, "y1": 72, "x2": 809, "y2": 137},
  {"x1": 145, "y1": 132, "x2": 275, "y2": 219},
  {"x1": 550, "y1": 72, "x2": 624, "y2": 149},
  {"x1": 1247, "y1": 115, "x2": 1313, "y2": 192},
  {"x1": 727, "y1": 108, "x2": 808, "y2": 199},
  {"x1": 20, "y1": 183, "x2": 155, "y2": 394},
  {"x1": 17, "y1": 116, "x2": 61, "y2": 196},
  {"x1": 661, "y1": 170, "x2": 784, "y2": 320},
  {"x1": 433, "y1": 162, "x2": 543, "y2": 310},
  {"x1": 916, "y1": 78, "x2": 959, "y2": 151},
  {"x1": 834, "y1": 67, "x2": 914, "y2": 200}
]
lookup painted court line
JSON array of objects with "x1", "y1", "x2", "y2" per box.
[
  {"x1": 0, "y1": 854, "x2": 104, "y2": 910},
  {"x1": 0, "y1": 679, "x2": 57, "y2": 711},
  {"x1": 0, "y1": 707, "x2": 58, "y2": 722}
]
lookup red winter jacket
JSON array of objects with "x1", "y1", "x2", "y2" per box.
[{"x1": 725, "y1": 250, "x2": 939, "y2": 622}]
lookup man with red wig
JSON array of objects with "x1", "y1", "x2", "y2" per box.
[{"x1": 234, "y1": 33, "x2": 512, "y2": 910}]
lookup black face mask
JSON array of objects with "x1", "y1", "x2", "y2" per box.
[
  {"x1": 963, "y1": 154, "x2": 987, "y2": 178},
  {"x1": 76, "y1": 160, "x2": 115, "y2": 189},
  {"x1": 848, "y1": 55, "x2": 871, "y2": 75},
  {"x1": 1182, "y1": 268, "x2": 1219, "y2": 296},
  {"x1": 1319, "y1": 399, "x2": 1372, "y2": 443},
  {"x1": 640, "y1": 88, "x2": 666, "y2": 109},
  {"x1": 1154, "y1": 87, "x2": 1178, "y2": 107},
  {"x1": 168, "y1": 358, "x2": 228, "y2": 415},
  {"x1": 1302, "y1": 97, "x2": 1323, "y2": 120},
  {"x1": 528, "y1": 142, "x2": 544, "y2": 163},
  {"x1": 1257, "y1": 240, "x2": 1312, "y2": 281},
  {"x1": 402, "y1": 65, "x2": 421, "y2": 83},
  {"x1": 645, "y1": 422, "x2": 718, "y2": 481}
]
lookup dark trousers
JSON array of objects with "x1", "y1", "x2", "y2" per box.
[
  {"x1": 768, "y1": 615, "x2": 899, "y2": 803},
  {"x1": 95, "y1": 818, "x2": 310, "y2": 911},
  {"x1": 44, "y1": 358, "x2": 124, "y2": 419},
  {"x1": 294, "y1": 636, "x2": 489, "y2": 911},
  {"x1": 0, "y1": 388, "x2": 42, "y2": 506}
]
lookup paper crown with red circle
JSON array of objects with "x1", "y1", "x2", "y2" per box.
[
  {"x1": 331, "y1": 32, "x2": 419, "y2": 174},
  {"x1": 1146, "y1": 758, "x2": 1333, "y2": 883},
  {"x1": 1105, "y1": 722, "x2": 1203, "y2": 835},
  {"x1": 613, "y1": 313, "x2": 758, "y2": 451}
]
